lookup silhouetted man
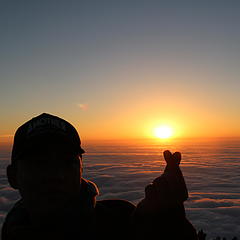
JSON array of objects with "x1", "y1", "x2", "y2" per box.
[{"x1": 2, "y1": 113, "x2": 197, "y2": 240}]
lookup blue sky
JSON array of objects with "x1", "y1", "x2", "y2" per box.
[{"x1": 1, "y1": 1, "x2": 240, "y2": 139}]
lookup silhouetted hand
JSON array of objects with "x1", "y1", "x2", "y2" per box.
[
  {"x1": 163, "y1": 150, "x2": 181, "y2": 167},
  {"x1": 144, "y1": 150, "x2": 188, "y2": 205},
  {"x1": 134, "y1": 150, "x2": 198, "y2": 239},
  {"x1": 134, "y1": 150, "x2": 188, "y2": 216},
  {"x1": 198, "y1": 229, "x2": 207, "y2": 240}
]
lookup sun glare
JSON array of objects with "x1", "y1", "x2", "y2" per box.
[{"x1": 154, "y1": 126, "x2": 173, "y2": 139}]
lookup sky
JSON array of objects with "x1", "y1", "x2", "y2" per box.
[{"x1": 1, "y1": 0, "x2": 240, "y2": 141}]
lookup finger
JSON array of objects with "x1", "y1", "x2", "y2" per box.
[
  {"x1": 172, "y1": 151, "x2": 181, "y2": 165},
  {"x1": 163, "y1": 150, "x2": 172, "y2": 164},
  {"x1": 153, "y1": 175, "x2": 163, "y2": 185},
  {"x1": 152, "y1": 177, "x2": 168, "y2": 198},
  {"x1": 145, "y1": 183, "x2": 157, "y2": 200}
]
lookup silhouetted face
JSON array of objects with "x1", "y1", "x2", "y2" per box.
[{"x1": 14, "y1": 139, "x2": 82, "y2": 220}]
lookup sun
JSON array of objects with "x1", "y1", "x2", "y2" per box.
[{"x1": 154, "y1": 126, "x2": 173, "y2": 139}]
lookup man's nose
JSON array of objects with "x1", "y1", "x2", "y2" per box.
[{"x1": 39, "y1": 167, "x2": 66, "y2": 187}]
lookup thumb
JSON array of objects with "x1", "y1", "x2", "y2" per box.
[{"x1": 172, "y1": 152, "x2": 181, "y2": 165}]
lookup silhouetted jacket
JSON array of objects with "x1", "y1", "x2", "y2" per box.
[
  {"x1": 2, "y1": 178, "x2": 134, "y2": 240},
  {"x1": 2, "y1": 170, "x2": 197, "y2": 240}
]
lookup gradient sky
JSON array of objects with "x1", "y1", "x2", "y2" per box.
[{"x1": 1, "y1": 0, "x2": 240, "y2": 141}]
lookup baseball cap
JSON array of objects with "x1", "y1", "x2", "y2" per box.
[{"x1": 11, "y1": 113, "x2": 85, "y2": 163}]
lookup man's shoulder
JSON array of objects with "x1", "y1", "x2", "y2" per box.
[{"x1": 1, "y1": 200, "x2": 29, "y2": 240}]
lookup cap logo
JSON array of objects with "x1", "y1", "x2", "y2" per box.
[{"x1": 27, "y1": 117, "x2": 67, "y2": 134}]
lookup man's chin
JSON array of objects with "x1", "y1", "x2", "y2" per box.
[
  {"x1": 29, "y1": 197, "x2": 69, "y2": 217},
  {"x1": 30, "y1": 205, "x2": 70, "y2": 225}
]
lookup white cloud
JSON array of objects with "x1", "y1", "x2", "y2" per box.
[{"x1": 78, "y1": 103, "x2": 88, "y2": 111}]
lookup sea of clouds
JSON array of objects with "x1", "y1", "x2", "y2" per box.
[{"x1": 0, "y1": 138, "x2": 240, "y2": 239}]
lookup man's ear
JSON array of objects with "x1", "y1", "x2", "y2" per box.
[{"x1": 7, "y1": 165, "x2": 19, "y2": 189}]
